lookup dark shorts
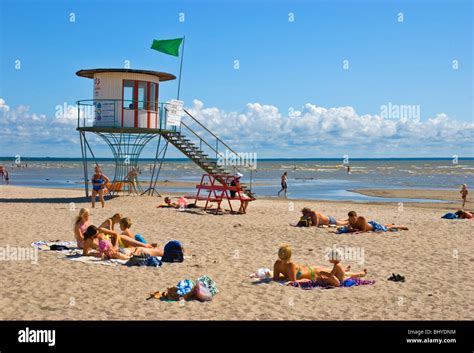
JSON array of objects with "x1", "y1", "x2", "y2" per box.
[{"x1": 281, "y1": 182, "x2": 287, "y2": 189}]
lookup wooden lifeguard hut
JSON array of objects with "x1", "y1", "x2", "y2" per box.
[{"x1": 76, "y1": 68, "x2": 254, "y2": 199}]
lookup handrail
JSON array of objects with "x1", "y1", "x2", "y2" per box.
[
  {"x1": 180, "y1": 121, "x2": 223, "y2": 159},
  {"x1": 183, "y1": 109, "x2": 241, "y2": 159}
]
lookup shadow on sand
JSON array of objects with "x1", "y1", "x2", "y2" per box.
[{"x1": 0, "y1": 196, "x2": 118, "y2": 204}]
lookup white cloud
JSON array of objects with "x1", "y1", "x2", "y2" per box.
[
  {"x1": 187, "y1": 99, "x2": 474, "y2": 156},
  {"x1": 1, "y1": 97, "x2": 473, "y2": 157}
]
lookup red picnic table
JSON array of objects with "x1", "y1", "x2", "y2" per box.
[{"x1": 184, "y1": 173, "x2": 255, "y2": 214}]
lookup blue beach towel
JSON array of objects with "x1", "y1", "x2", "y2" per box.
[
  {"x1": 441, "y1": 213, "x2": 459, "y2": 219},
  {"x1": 336, "y1": 226, "x2": 350, "y2": 234}
]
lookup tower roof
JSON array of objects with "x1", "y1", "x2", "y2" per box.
[{"x1": 76, "y1": 68, "x2": 176, "y2": 81}]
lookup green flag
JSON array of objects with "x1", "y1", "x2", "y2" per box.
[{"x1": 150, "y1": 38, "x2": 183, "y2": 57}]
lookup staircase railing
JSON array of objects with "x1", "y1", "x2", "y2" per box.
[{"x1": 177, "y1": 109, "x2": 254, "y2": 175}]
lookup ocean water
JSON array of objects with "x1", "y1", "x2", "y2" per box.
[{"x1": 1, "y1": 158, "x2": 473, "y2": 203}]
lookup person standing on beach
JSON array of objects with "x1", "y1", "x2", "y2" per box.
[
  {"x1": 91, "y1": 165, "x2": 110, "y2": 208},
  {"x1": 460, "y1": 184, "x2": 468, "y2": 208},
  {"x1": 0, "y1": 166, "x2": 9, "y2": 184},
  {"x1": 278, "y1": 172, "x2": 288, "y2": 198}
]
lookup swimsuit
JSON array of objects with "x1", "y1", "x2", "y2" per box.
[
  {"x1": 328, "y1": 215, "x2": 337, "y2": 225},
  {"x1": 92, "y1": 175, "x2": 105, "y2": 191},
  {"x1": 368, "y1": 221, "x2": 388, "y2": 232},
  {"x1": 296, "y1": 265, "x2": 316, "y2": 281},
  {"x1": 98, "y1": 239, "x2": 116, "y2": 259}
]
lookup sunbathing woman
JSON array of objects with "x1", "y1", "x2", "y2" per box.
[
  {"x1": 273, "y1": 245, "x2": 333, "y2": 283},
  {"x1": 347, "y1": 211, "x2": 408, "y2": 232},
  {"x1": 74, "y1": 208, "x2": 91, "y2": 249}
]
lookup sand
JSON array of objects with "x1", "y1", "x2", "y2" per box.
[{"x1": 0, "y1": 185, "x2": 473, "y2": 320}]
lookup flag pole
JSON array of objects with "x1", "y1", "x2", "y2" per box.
[{"x1": 177, "y1": 36, "x2": 185, "y2": 100}]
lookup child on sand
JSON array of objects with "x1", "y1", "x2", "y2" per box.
[
  {"x1": 100, "y1": 213, "x2": 122, "y2": 231},
  {"x1": 318, "y1": 250, "x2": 367, "y2": 287},
  {"x1": 460, "y1": 184, "x2": 468, "y2": 208},
  {"x1": 74, "y1": 208, "x2": 91, "y2": 249},
  {"x1": 119, "y1": 217, "x2": 159, "y2": 249}
]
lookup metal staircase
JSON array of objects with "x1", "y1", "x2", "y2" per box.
[{"x1": 161, "y1": 109, "x2": 254, "y2": 197}]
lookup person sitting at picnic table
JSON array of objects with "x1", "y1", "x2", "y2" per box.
[
  {"x1": 91, "y1": 165, "x2": 109, "y2": 208},
  {"x1": 230, "y1": 173, "x2": 250, "y2": 214}
]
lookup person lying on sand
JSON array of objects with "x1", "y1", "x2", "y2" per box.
[
  {"x1": 82, "y1": 225, "x2": 164, "y2": 259},
  {"x1": 118, "y1": 217, "x2": 158, "y2": 248},
  {"x1": 347, "y1": 211, "x2": 408, "y2": 232},
  {"x1": 301, "y1": 207, "x2": 349, "y2": 227},
  {"x1": 157, "y1": 197, "x2": 178, "y2": 208},
  {"x1": 273, "y1": 245, "x2": 334, "y2": 282},
  {"x1": 455, "y1": 209, "x2": 473, "y2": 219},
  {"x1": 318, "y1": 250, "x2": 368, "y2": 287}
]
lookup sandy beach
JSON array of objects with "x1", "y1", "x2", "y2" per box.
[{"x1": 0, "y1": 185, "x2": 472, "y2": 320}]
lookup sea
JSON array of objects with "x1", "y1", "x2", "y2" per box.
[{"x1": 1, "y1": 158, "x2": 473, "y2": 203}]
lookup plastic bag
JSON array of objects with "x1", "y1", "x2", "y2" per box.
[{"x1": 194, "y1": 281, "x2": 212, "y2": 302}]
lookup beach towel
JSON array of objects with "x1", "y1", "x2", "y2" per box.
[
  {"x1": 286, "y1": 278, "x2": 376, "y2": 289},
  {"x1": 441, "y1": 213, "x2": 459, "y2": 219},
  {"x1": 63, "y1": 253, "x2": 128, "y2": 266},
  {"x1": 31, "y1": 240, "x2": 79, "y2": 250},
  {"x1": 336, "y1": 226, "x2": 350, "y2": 234}
]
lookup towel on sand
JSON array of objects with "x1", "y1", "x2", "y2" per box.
[
  {"x1": 286, "y1": 278, "x2": 376, "y2": 289},
  {"x1": 31, "y1": 240, "x2": 79, "y2": 250}
]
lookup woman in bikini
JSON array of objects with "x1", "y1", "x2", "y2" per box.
[
  {"x1": 91, "y1": 165, "x2": 110, "y2": 208},
  {"x1": 273, "y1": 245, "x2": 335, "y2": 283},
  {"x1": 74, "y1": 208, "x2": 91, "y2": 249}
]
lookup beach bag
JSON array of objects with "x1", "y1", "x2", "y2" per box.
[
  {"x1": 297, "y1": 216, "x2": 312, "y2": 227},
  {"x1": 194, "y1": 282, "x2": 212, "y2": 302},
  {"x1": 197, "y1": 275, "x2": 218, "y2": 296},
  {"x1": 162, "y1": 240, "x2": 184, "y2": 263}
]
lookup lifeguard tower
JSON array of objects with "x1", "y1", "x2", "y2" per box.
[{"x1": 76, "y1": 68, "x2": 254, "y2": 199}]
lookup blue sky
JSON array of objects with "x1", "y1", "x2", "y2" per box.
[{"x1": 0, "y1": 0, "x2": 472, "y2": 158}]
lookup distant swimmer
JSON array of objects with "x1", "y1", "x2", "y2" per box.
[
  {"x1": 460, "y1": 184, "x2": 468, "y2": 208},
  {"x1": 278, "y1": 172, "x2": 288, "y2": 198},
  {"x1": 347, "y1": 165, "x2": 351, "y2": 174}
]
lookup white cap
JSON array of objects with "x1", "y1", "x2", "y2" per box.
[{"x1": 234, "y1": 172, "x2": 243, "y2": 178}]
